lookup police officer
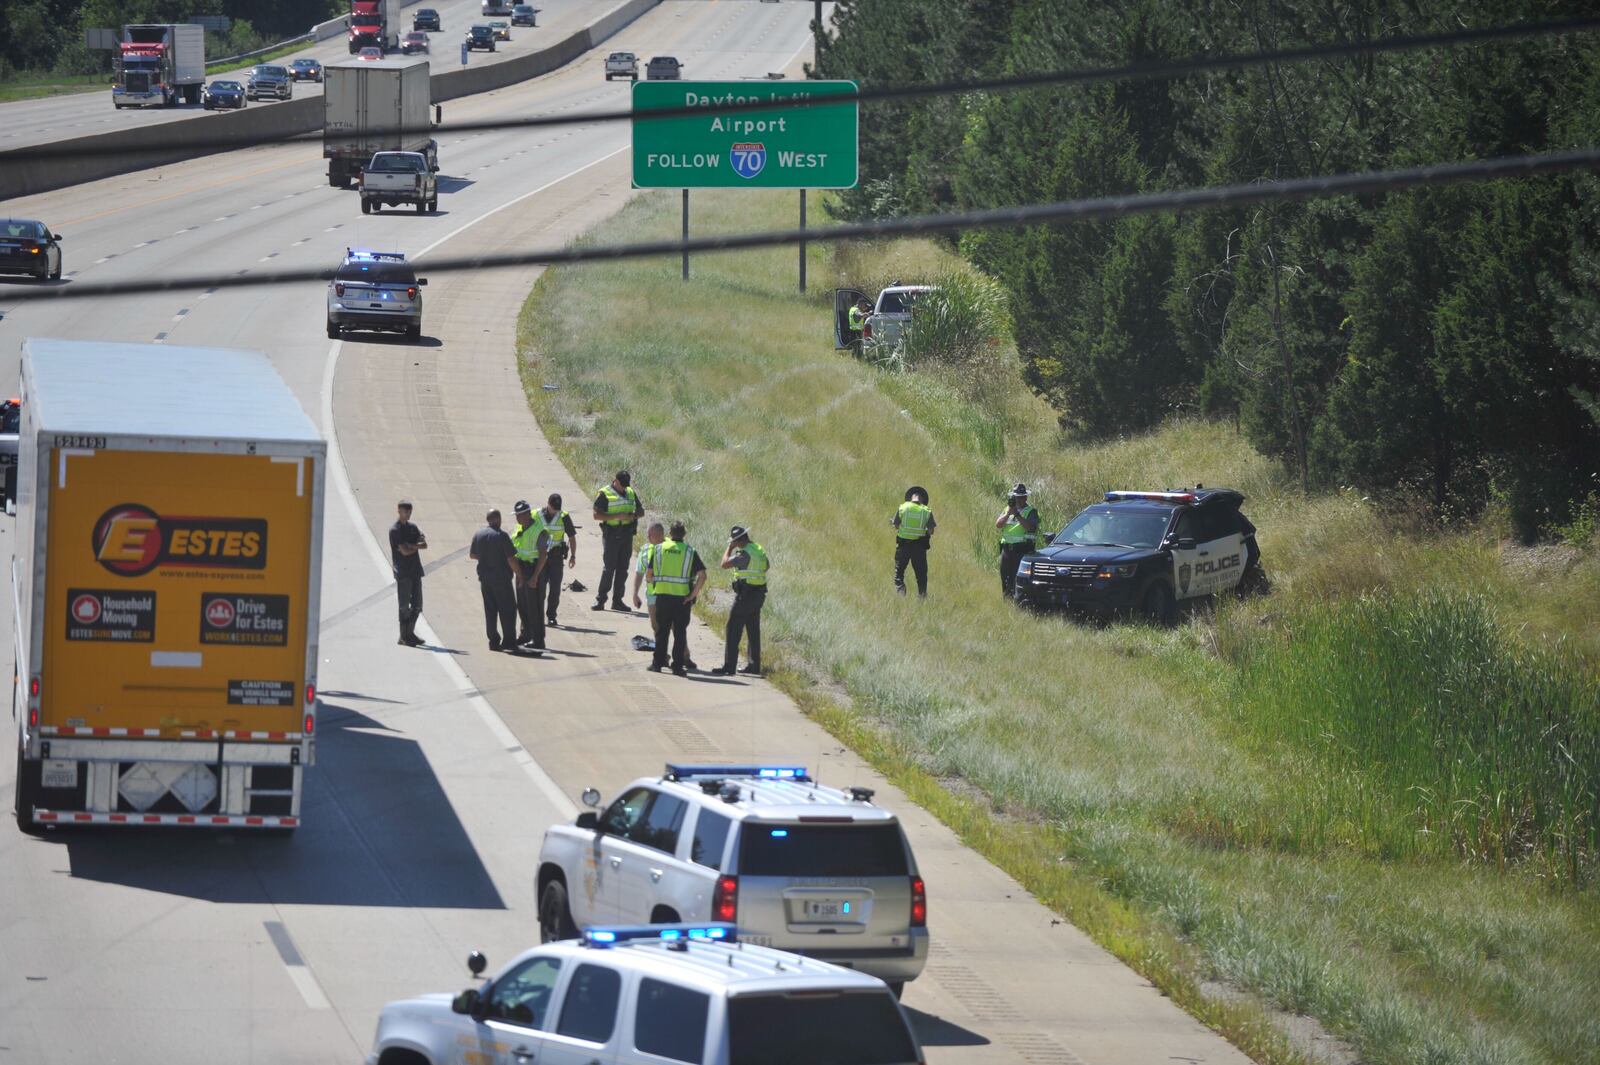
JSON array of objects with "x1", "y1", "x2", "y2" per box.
[
  {"x1": 996, "y1": 483, "x2": 1040, "y2": 597},
  {"x1": 892, "y1": 486, "x2": 935, "y2": 597},
  {"x1": 536, "y1": 493, "x2": 577, "y2": 626},
  {"x1": 712, "y1": 525, "x2": 767, "y2": 676},
  {"x1": 645, "y1": 521, "x2": 706, "y2": 676},
  {"x1": 469, "y1": 508, "x2": 519, "y2": 652},
  {"x1": 510, "y1": 500, "x2": 548, "y2": 650},
  {"x1": 593, "y1": 470, "x2": 642, "y2": 612},
  {"x1": 847, "y1": 296, "x2": 870, "y2": 347}
]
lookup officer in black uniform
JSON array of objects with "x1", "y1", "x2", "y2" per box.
[{"x1": 593, "y1": 470, "x2": 642, "y2": 612}]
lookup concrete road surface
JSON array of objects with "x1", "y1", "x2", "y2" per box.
[
  {"x1": 0, "y1": 0, "x2": 630, "y2": 152},
  {"x1": 0, "y1": 3, "x2": 1253, "y2": 1064}
]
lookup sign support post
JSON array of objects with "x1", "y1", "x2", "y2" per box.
[
  {"x1": 799, "y1": 189, "x2": 807, "y2": 293},
  {"x1": 682, "y1": 189, "x2": 690, "y2": 281}
]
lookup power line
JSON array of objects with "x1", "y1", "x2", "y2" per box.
[
  {"x1": 5, "y1": 14, "x2": 1597, "y2": 165},
  {"x1": 4, "y1": 147, "x2": 1595, "y2": 306}
]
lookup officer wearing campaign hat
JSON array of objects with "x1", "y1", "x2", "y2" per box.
[
  {"x1": 891, "y1": 486, "x2": 935, "y2": 597},
  {"x1": 996, "y1": 482, "x2": 1041, "y2": 597},
  {"x1": 712, "y1": 525, "x2": 768, "y2": 676},
  {"x1": 511, "y1": 499, "x2": 548, "y2": 649}
]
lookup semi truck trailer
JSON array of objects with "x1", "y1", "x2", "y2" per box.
[
  {"x1": 349, "y1": 0, "x2": 403, "y2": 53},
  {"x1": 113, "y1": 23, "x2": 206, "y2": 108},
  {"x1": 10, "y1": 339, "x2": 326, "y2": 833},
  {"x1": 323, "y1": 57, "x2": 436, "y2": 188}
]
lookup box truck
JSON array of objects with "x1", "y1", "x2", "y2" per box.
[
  {"x1": 10, "y1": 339, "x2": 326, "y2": 832},
  {"x1": 113, "y1": 23, "x2": 206, "y2": 108},
  {"x1": 323, "y1": 57, "x2": 436, "y2": 188}
]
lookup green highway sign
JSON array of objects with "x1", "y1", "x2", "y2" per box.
[{"x1": 632, "y1": 80, "x2": 859, "y2": 190}]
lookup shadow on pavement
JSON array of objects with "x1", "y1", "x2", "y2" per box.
[
  {"x1": 41, "y1": 704, "x2": 506, "y2": 909},
  {"x1": 904, "y1": 1007, "x2": 991, "y2": 1047}
]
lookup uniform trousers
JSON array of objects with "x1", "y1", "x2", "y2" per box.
[{"x1": 894, "y1": 538, "x2": 929, "y2": 596}]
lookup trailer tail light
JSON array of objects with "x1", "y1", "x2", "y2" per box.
[
  {"x1": 304, "y1": 682, "x2": 316, "y2": 734},
  {"x1": 862, "y1": 321, "x2": 872, "y2": 339},
  {"x1": 713, "y1": 875, "x2": 738, "y2": 922},
  {"x1": 28, "y1": 675, "x2": 40, "y2": 727},
  {"x1": 910, "y1": 876, "x2": 927, "y2": 927}
]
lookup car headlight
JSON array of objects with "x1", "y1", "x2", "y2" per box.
[
  {"x1": 1017, "y1": 559, "x2": 1033, "y2": 576},
  {"x1": 1095, "y1": 564, "x2": 1138, "y2": 579}
]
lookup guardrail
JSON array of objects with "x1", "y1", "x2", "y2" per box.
[
  {"x1": 0, "y1": 0, "x2": 658, "y2": 201},
  {"x1": 207, "y1": 33, "x2": 314, "y2": 69}
]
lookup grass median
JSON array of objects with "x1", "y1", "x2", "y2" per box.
[{"x1": 517, "y1": 186, "x2": 1600, "y2": 1065}]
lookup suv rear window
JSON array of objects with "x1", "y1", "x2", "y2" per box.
[
  {"x1": 737, "y1": 822, "x2": 908, "y2": 877},
  {"x1": 336, "y1": 261, "x2": 416, "y2": 285},
  {"x1": 728, "y1": 991, "x2": 917, "y2": 1065}
]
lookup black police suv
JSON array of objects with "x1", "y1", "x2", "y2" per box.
[{"x1": 1012, "y1": 488, "x2": 1263, "y2": 622}]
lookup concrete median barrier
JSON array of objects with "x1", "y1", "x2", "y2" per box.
[{"x1": 0, "y1": 0, "x2": 659, "y2": 202}]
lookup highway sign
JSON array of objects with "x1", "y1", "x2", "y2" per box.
[{"x1": 632, "y1": 80, "x2": 858, "y2": 189}]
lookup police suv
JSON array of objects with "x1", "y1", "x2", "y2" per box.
[
  {"x1": 538, "y1": 765, "x2": 929, "y2": 995},
  {"x1": 1012, "y1": 487, "x2": 1263, "y2": 622},
  {"x1": 365, "y1": 923, "x2": 924, "y2": 1065},
  {"x1": 326, "y1": 249, "x2": 427, "y2": 340}
]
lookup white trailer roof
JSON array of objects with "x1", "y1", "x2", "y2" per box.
[{"x1": 21, "y1": 338, "x2": 322, "y2": 445}]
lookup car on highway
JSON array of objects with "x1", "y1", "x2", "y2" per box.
[
  {"x1": 359, "y1": 150, "x2": 438, "y2": 214},
  {"x1": 481, "y1": 0, "x2": 513, "y2": 13},
  {"x1": 466, "y1": 24, "x2": 497, "y2": 51},
  {"x1": 356, "y1": 45, "x2": 385, "y2": 61},
  {"x1": 0, "y1": 219, "x2": 63, "y2": 281},
  {"x1": 511, "y1": 3, "x2": 537, "y2": 26},
  {"x1": 245, "y1": 64, "x2": 293, "y2": 100},
  {"x1": 365, "y1": 924, "x2": 925, "y2": 1065},
  {"x1": 201, "y1": 79, "x2": 246, "y2": 110},
  {"x1": 538, "y1": 763, "x2": 930, "y2": 997},
  {"x1": 327, "y1": 249, "x2": 427, "y2": 340},
  {"x1": 401, "y1": 31, "x2": 431, "y2": 54},
  {"x1": 605, "y1": 51, "x2": 638, "y2": 80},
  {"x1": 1012, "y1": 488, "x2": 1265, "y2": 622},
  {"x1": 488, "y1": 20, "x2": 512, "y2": 40},
  {"x1": 413, "y1": 7, "x2": 442, "y2": 31},
  {"x1": 289, "y1": 58, "x2": 324, "y2": 82},
  {"x1": 646, "y1": 55, "x2": 683, "y2": 80}
]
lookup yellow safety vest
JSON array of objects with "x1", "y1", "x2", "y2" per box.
[
  {"x1": 599, "y1": 485, "x2": 639, "y2": 526},
  {"x1": 511, "y1": 520, "x2": 542, "y2": 562},
  {"x1": 539, "y1": 509, "x2": 569, "y2": 544},
  {"x1": 1000, "y1": 505, "x2": 1039, "y2": 546},
  {"x1": 896, "y1": 502, "x2": 931, "y2": 541},
  {"x1": 649, "y1": 540, "x2": 695, "y2": 597},
  {"x1": 738, "y1": 542, "x2": 769, "y2": 587},
  {"x1": 848, "y1": 305, "x2": 866, "y2": 330}
]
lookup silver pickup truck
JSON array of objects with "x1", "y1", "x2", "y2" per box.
[
  {"x1": 359, "y1": 150, "x2": 439, "y2": 214},
  {"x1": 605, "y1": 50, "x2": 639, "y2": 80}
]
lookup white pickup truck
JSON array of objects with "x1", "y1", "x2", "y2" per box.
[
  {"x1": 605, "y1": 51, "x2": 638, "y2": 80},
  {"x1": 359, "y1": 150, "x2": 438, "y2": 214},
  {"x1": 833, "y1": 284, "x2": 936, "y2": 351}
]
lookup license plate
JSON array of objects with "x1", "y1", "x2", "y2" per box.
[
  {"x1": 42, "y1": 760, "x2": 79, "y2": 788},
  {"x1": 804, "y1": 899, "x2": 848, "y2": 919}
]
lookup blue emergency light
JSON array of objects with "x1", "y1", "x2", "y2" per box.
[
  {"x1": 583, "y1": 923, "x2": 737, "y2": 948},
  {"x1": 664, "y1": 763, "x2": 811, "y2": 782}
]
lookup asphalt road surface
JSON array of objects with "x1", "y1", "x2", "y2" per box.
[
  {"x1": 0, "y1": 3, "x2": 1253, "y2": 1063},
  {"x1": 0, "y1": 0, "x2": 630, "y2": 152}
]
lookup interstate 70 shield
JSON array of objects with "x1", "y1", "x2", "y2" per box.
[{"x1": 730, "y1": 142, "x2": 766, "y2": 179}]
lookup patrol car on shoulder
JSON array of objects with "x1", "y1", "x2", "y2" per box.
[
  {"x1": 326, "y1": 248, "x2": 427, "y2": 340},
  {"x1": 538, "y1": 765, "x2": 929, "y2": 995},
  {"x1": 364, "y1": 923, "x2": 925, "y2": 1065},
  {"x1": 1012, "y1": 487, "x2": 1264, "y2": 623}
]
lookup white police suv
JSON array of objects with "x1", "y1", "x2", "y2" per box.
[
  {"x1": 538, "y1": 765, "x2": 929, "y2": 995},
  {"x1": 364, "y1": 923, "x2": 926, "y2": 1065},
  {"x1": 326, "y1": 248, "x2": 427, "y2": 340}
]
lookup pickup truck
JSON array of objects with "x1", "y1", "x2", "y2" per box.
[
  {"x1": 605, "y1": 51, "x2": 638, "y2": 80},
  {"x1": 833, "y1": 284, "x2": 936, "y2": 351},
  {"x1": 359, "y1": 151, "x2": 438, "y2": 214}
]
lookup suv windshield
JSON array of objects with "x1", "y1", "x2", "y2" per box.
[
  {"x1": 729, "y1": 992, "x2": 916, "y2": 1065},
  {"x1": 257, "y1": 66, "x2": 286, "y2": 78},
  {"x1": 336, "y1": 261, "x2": 416, "y2": 285},
  {"x1": 737, "y1": 823, "x2": 908, "y2": 877},
  {"x1": 1055, "y1": 508, "x2": 1171, "y2": 550}
]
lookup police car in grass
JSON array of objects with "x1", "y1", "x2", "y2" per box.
[
  {"x1": 537, "y1": 765, "x2": 929, "y2": 996},
  {"x1": 1011, "y1": 487, "x2": 1265, "y2": 623},
  {"x1": 364, "y1": 923, "x2": 926, "y2": 1065}
]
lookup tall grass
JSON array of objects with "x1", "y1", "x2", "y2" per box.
[{"x1": 518, "y1": 186, "x2": 1600, "y2": 1065}]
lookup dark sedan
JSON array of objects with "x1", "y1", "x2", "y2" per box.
[
  {"x1": 289, "y1": 58, "x2": 323, "y2": 82},
  {"x1": 202, "y1": 79, "x2": 246, "y2": 109},
  {"x1": 0, "y1": 220, "x2": 63, "y2": 281},
  {"x1": 466, "y1": 24, "x2": 496, "y2": 51}
]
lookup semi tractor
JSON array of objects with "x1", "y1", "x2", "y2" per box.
[
  {"x1": 113, "y1": 23, "x2": 206, "y2": 108},
  {"x1": 10, "y1": 339, "x2": 326, "y2": 833},
  {"x1": 349, "y1": 0, "x2": 403, "y2": 53},
  {"x1": 323, "y1": 57, "x2": 437, "y2": 188}
]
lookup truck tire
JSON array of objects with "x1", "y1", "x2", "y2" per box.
[
  {"x1": 361, "y1": 199, "x2": 372, "y2": 215},
  {"x1": 405, "y1": 324, "x2": 422, "y2": 341},
  {"x1": 539, "y1": 879, "x2": 577, "y2": 942},
  {"x1": 327, "y1": 321, "x2": 340, "y2": 339}
]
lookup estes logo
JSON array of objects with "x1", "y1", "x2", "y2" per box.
[{"x1": 92, "y1": 503, "x2": 268, "y2": 577}]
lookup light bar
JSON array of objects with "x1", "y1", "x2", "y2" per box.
[
  {"x1": 1104, "y1": 491, "x2": 1198, "y2": 504},
  {"x1": 664, "y1": 763, "x2": 810, "y2": 782},
  {"x1": 583, "y1": 923, "x2": 736, "y2": 948}
]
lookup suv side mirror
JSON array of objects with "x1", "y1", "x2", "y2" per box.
[
  {"x1": 467, "y1": 950, "x2": 488, "y2": 976},
  {"x1": 51, "y1": 233, "x2": 63, "y2": 241},
  {"x1": 451, "y1": 988, "x2": 480, "y2": 1015},
  {"x1": 575, "y1": 811, "x2": 600, "y2": 831},
  {"x1": 416, "y1": 278, "x2": 428, "y2": 286},
  {"x1": 1167, "y1": 537, "x2": 1196, "y2": 551}
]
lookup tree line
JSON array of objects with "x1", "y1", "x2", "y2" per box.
[{"x1": 814, "y1": 0, "x2": 1600, "y2": 537}]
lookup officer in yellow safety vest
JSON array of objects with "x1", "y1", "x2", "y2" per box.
[
  {"x1": 510, "y1": 500, "x2": 548, "y2": 650},
  {"x1": 847, "y1": 296, "x2": 871, "y2": 346},
  {"x1": 535, "y1": 493, "x2": 578, "y2": 626},
  {"x1": 712, "y1": 525, "x2": 768, "y2": 676},
  {"x1": 645, "y1": 521, "x2": 706, "y2": 676},
  {"x1": 892, "y1": 486, "x2": 936, "y2": 597},
  {"x1": 593, "y1": 470, "x2": 642, "y2": 612},
  {"x1": 996, "y1": 482, "x2": 1041, "y2": 598}
]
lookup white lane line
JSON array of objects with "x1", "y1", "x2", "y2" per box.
[
  {"x1": 198, "y1": 286, "x2": 219, "y2": 299},
  {"x1": 264, "y1": 921, "x2": 331, "y2": 1010},
  {"x1": 258, "y1": 253, "x2": 279, "y2": 262},
  {"x1": 318, "y1": 337, "x2": 577, "y2": 822},
  {"x1": 171, "y1": 309, "x2": 189, "y2": 322},
  {"x1": 153, "y1": 331, "x2": 168, "y2": 343},
  {"x1": 250, "y1": 204, "x2": 264, "y2": 210},
  {"x1": 93, "y1": 256, "x2": 112, "y2": 265},
  {"x1": 292, "y1": 238, "x2": 310, "y2": 246},
  {"x1": 214, "y1": 216, "x2": 228, "y2": 222}
]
